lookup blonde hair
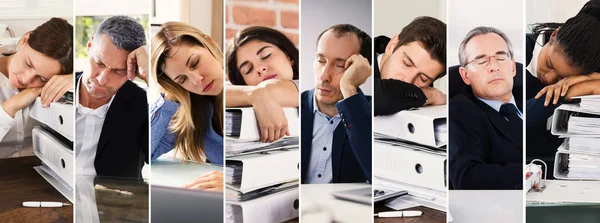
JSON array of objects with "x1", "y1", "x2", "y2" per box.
[{"x1": 150, "y1": 21, "x2": 224, "y2": 163}]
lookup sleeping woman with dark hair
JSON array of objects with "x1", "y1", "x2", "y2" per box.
[
  {"x1": 528, "y1": 0, "x2": 600, "y2": 105},
  {"x1": 0, "y1": 17, "x2": 73, "y2": 156},
  {"x1": 225, "y1": 26, "x2": 299, "y2": 143},
  {"x1": 526, "y1": 0, "x2": 600, "y2": 176}
]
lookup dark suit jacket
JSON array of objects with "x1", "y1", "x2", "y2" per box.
[
  {"x1": 449, "y1": 89, "x2": 523, "y2": 189},
  {"x1": 374, "y1": 36, "x2": 427, "y2": 116},
  {"x1": 77, "y1": 73, "x2": 149, "y2": 179},
  {"x1": 525, "y1": 34, "x2": 564, "y2": 177},
  {"x1": 301, "y1": 89, "x2": 372, "y2": 183}
]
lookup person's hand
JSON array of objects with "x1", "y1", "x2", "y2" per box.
[
  {"x1": 2, "y1": 88, "x2": 42, "y2": 117},
  {"x1": 40, "y1": 74, "x2": 73, "y2": 107},
  {"x1": 535, "y1": 75, "x2": 594, "y2": 106},
  {"x1": 183, "y1": 170, "x2": 223, "y2": 192},
  {"x1": 422, "y1": 87, "x2": 447, "y2": 106},
  {"x1": 127, "y1": 46, "x2": 149, "y2": 84},
  {"x1": 340, "y1": 54, "x2": 372, "y2": 98},
  {"x1": 251, "y1": 88, "x2": 290, "y2": 143},
  {"x1": 564, "y1": 79, "x2": 600, "y2": 100}
]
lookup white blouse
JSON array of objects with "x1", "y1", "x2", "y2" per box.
[{"x1": 0, "y1": 72, "x2": 37, "y2": 158}]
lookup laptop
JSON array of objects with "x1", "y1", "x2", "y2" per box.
[
  {"x1": 151, "y1": 185, "x2": 223, "y2": 223},
  {"x1": 330, "y1": 187, "x2": 373, "y2": 205}
]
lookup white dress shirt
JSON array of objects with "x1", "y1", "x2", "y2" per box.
[
  {"x1": 305, "y1": 93, "x2": 341, "y2": 184},
  {"x1": 75, "y1": 78, "x2": 114, "y2": 176},
  {"x1": 0, "y1": 72, "x2": 37, "y2": 158}
]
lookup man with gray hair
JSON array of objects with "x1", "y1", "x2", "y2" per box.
[
  {"x1": 76, "y1": 16, "x2": 150, "y2": 179},
  {"x1": 449, "y1": 26, "x2": 523, "y2": 189}
]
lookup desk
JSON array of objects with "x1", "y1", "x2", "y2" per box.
[
  {"x1": 449, "y1": 190, "x2": 522, "y2": 223},
  {"x1": 0, "y1": 156, "x2": 72, "y2": 222},
  {"x1": 526, "y1": 205, "x2": 600, "y2": 223},
  {"x1": 301, "y1": 183, "x2": 371, "y2": 223},
  {"x1": 76, "y1": 175, "x2": 148, "y2": 222},
  {"x1": 374, "y1": 203, "x2": 446, "y2": 223},
  {"x1": 151, "y1": 157, "x2": 222, "y2": 187}
]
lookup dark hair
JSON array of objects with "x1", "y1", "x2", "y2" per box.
[
  {"x1": 394, "y1": 16, "x2": 446, "y2": 79},
  {"x1": 226, "y1": 26, "x2": 298, "y2": 85},
  {"x1": 531, "y1": 0, "x2": 600, "y2": 74},
  {"x1": 27, "y1": 17, "x2": 73, "y2": 74},
  {"x1": 95, "y1": 15, "x2": 146, "y2": 52},
  {"x1": 317, "y1": 24, "x2": 372, "y2": 64}
]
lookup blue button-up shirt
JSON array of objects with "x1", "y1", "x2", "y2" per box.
[{"x1": 305, "y1": 94, "x2": 341, "y2": 184}]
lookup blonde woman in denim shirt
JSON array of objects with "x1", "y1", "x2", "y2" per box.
[{"x1": 150, "y1": 22, "x2": 224, "y2": 191}]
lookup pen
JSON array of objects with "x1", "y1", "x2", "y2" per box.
[
  {"x1": 374, "y1": 210, "x2": 423, "y2": 218},
  {"x1": 22, "y1": 201, "x2": 71, "y2": 208}
]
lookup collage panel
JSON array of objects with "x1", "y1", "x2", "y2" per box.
[
  {"x1": 372, "y1": 0, "x2": 447, "y2": 222},
  {"x1": 149, "y1": 0, "x2": 225, "y2": 222},
  {"x1": 74, "y1": 0, "x2": 150, "y2": 222},
  {"x1": 0, "y1": 0, "x2": 74, "y2": 222},
  {"x1": 525, "y1": 0, "x2": 600, "y2": 222},
  {"x1": 448, "y1": 0, "x2": 524, "y2": 222},
  {"x1": 224, "y1": 0, "x2": 300, "y2": 222},
  {"x1": 300, "y1": 0, "x2": 373, "y2": 222}
]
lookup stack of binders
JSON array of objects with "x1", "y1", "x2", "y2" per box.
[
  {"x1": 550, "y1": 97, "x2": 600, "y2": 180},
  {"x1": 29, "y1": 93, "x2": 74, "y2": 202},
  {"x1": 527, "y1": 97, "x2": 600, "y2": 203},
  {"x1": 225, "y1": 107, "x2": 299, "y2": 223},
  {"x1": 225, "y1": 107, "x2": 299, "y2": 156},
  {"x1": 373, "y1": 105, "x2": 447, "y2": 211}
]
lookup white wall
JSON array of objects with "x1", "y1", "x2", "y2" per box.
[
  {"x1": 0, "y1": 0, "x2": 73, "y2": 38},
  {"x1": 374, "y1": 0, "x2": 447, "y2": 93},
  {"x1": 526, "y1": 0, "x2": 589, "y2": 31},
  {"x1": 300, "y1": 0, "x2": 372, "y2": 95},
  {"x1": 75, "y1": 0, "x2": 149, "y2": 16},
  {"x1": 448, "y1": 0, "x2": 524, "y2": 66}
]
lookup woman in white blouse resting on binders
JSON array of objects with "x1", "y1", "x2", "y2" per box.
[
  {"x1": 226, "y1": 26, "x2": 300, "y2": 143},
  {"x1": 0, "y1": 17, "x2": 73, "y2": 157}
]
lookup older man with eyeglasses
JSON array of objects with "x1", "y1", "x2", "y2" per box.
[{"x1": 449, "y1": 26, "x2": 523, "y2": 190}]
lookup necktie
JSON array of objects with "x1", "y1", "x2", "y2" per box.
[{"x1": 500, "y1": 103, "x2": 523, "y2": 144}]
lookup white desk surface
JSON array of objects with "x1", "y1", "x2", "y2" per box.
[
  {"x1": 150, "y1": 157, "x2": 222, "y2": 188},
  {"x1": 301, "y1": 183, "x2": 372, "y2": 223},
  {"x1": 449, "y1": 190, "x2": 523, "y2": 223}
]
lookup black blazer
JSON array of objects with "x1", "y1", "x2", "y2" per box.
[
  {"x1": 373, "y1": 36, "x2": 427, "y2": 116},
  {"x1": 449, "y1": 89, "x2": 523, "y2": 189},
  {"x1": 77, "y1": 74, "x2": 149, "y2": 179},
  {"x1": 300, "y1": 89, "x2": 372, "y2": 183}
]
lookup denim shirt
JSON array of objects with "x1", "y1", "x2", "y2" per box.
[{"x1": 150, "y1": 94, "x2": 223, "y2": 165}]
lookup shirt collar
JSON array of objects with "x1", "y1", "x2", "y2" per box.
[{"x1": 477, "y1": 96, "x2": 520, "y2": 114}]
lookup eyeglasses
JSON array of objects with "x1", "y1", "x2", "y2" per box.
[{"x1": 463, "y1": 52, "x2": 511, "y2": 68}]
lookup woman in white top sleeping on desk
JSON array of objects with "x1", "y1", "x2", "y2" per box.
[
  {"x1": 226, "y1": 26, "x2": 299, "y2": 143},
  {"x1": 0, "y1": 17, "x2": 73, "y2": 157}
]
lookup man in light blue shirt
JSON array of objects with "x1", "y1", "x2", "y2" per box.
[{"x1": 301, "y1": 24, "x2": 373, "y2": 184}]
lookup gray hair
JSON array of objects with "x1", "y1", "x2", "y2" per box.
[
  {"x1": 458, "y1": 26, "x2": 513, "y2": 67},
  {"x1": 94, "y1": 15, "x2": 146, "y2": 52}
]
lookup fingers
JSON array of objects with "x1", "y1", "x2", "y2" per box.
[
  {"x1": 41, "y1": 78, "x2": 60, "y2": 106},
  {"x1": 543, "y1": 86, "x2": 554, "y2": 106},
  {"x1": 344, "y1": 54, "x2": 357, "y2": 69},
  {"x1": 553, "y1": 82, "x2": 562, "y2": 105},
  {"x1": 260, "y1": 128, "x2": 268, "y2": 143},
  {"x1": 183, "y1": 171, "x2": 223, "y2": 190},
  {"x1": 127, "y1": 51, "x2": 137, "y2": 81},
  {"x1": 535, "y1": 86, "x2": 547, "y2": 99}
]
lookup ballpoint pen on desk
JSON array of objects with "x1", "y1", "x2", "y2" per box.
[
  {"x1": 374, "y1": 210, "x2": 423, "y2": 218},
  {"x1": 22, "y1": 201, "x2": 71, "y2": 208},
  {"x1": 95, "y1": 184, "x2": 134, "y2": 196}
]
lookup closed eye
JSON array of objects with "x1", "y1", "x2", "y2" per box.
[{"x1": 261, "y1": 54, "x2": 271, "y2": 60}]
